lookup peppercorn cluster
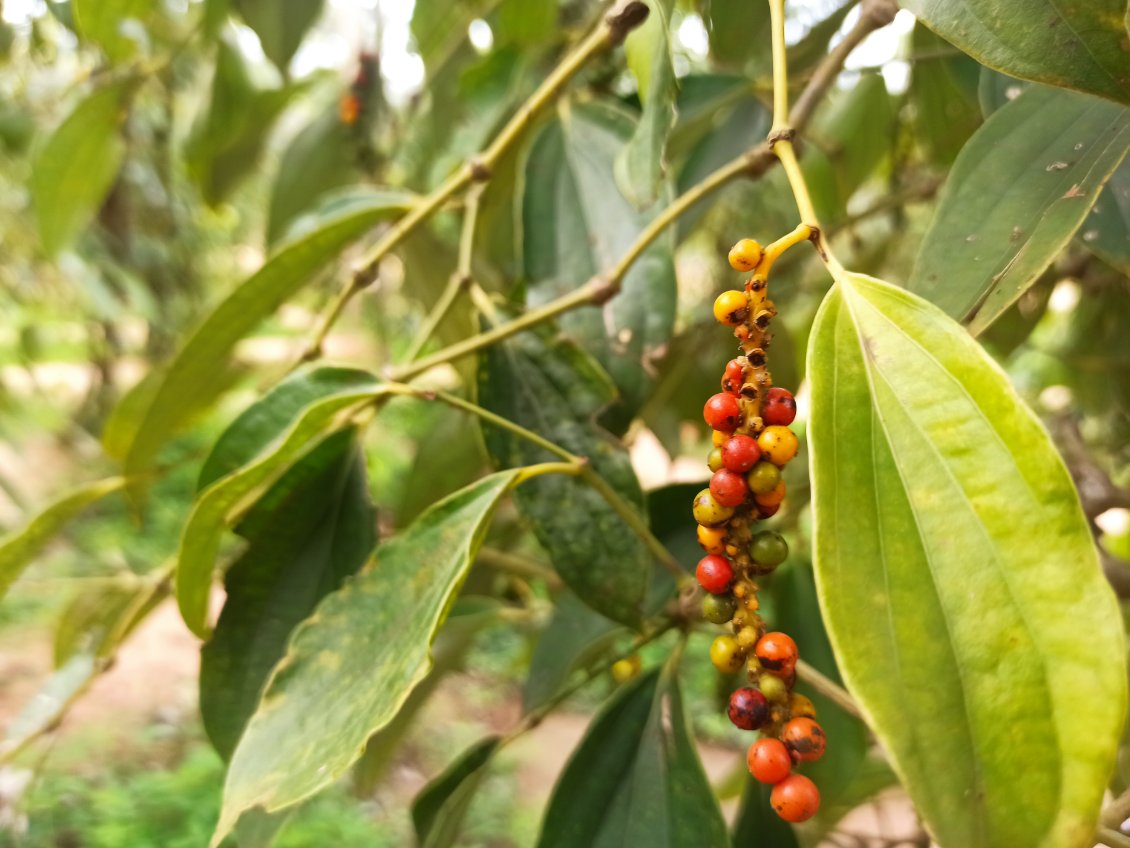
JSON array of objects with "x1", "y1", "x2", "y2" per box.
[{"x1": 693, "y1": 236, "x2": 825, "y2": 824}]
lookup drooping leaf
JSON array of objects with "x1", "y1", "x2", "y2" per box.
[
  {"x1": 902, "y1": 0, "x2": 1130, "y2": 107},
  {"x1": 212, "y1": 469, "x2": 521, "y2": 844},
  {"x1": 0, "y1": 477, "x2": 124, "y2": 603},
  {"x1": 907, "y1": 23, "x2": 983, "y2": 165},
  {"x1": 31, "y1": 80, "x2": 133, "y2": 256},
  {"x1": 909, "y1": 85, "x2": 1130, "y2": 334},
  {"x1": 616, "y1": 0, "x2": 678, "y2": 208},
  {"x1": 175, "y1": 377, "x2": 383, "y2": 637},
  {"x1": 412, "y1": 736, "x2": 502, "y2": 848},
  {"x1": 496, "y1": 0, "x2": 557, "y2": 46},
  {"x1": 807, "y1": 272, "x2": 1127, "y2": 848},
  {"x1": 72, "y1": 0, "x2": 152, "y2": 60},
  {"x1": 233, "y1": 0, "x2": 323, "y2": 73},
  {"x1": 1080, "y1": 159, "x2": 1130, "y2": 273},
  {"x1": 200, "y1": 430, "x2": 374, "y2": 760},
  {"x1": 116, "y1": 192, "x2": 411, "y2": 498},
  {"x1": 523, "y1": 101, "x2": 677, "y2": 422},
  {"x1": 478, "y1": 324, "x2": 650, "y2": 627},
  {"x1": 537, "y1": 667, "x2": 727, "y2": 847}
]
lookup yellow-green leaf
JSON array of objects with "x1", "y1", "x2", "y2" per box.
[
  {"x1": 807, "y1": 272, "x2": 1126, "y2": 848},
  {"x1": 211, "y1": 469, "x2": 521, "y2": 845}
]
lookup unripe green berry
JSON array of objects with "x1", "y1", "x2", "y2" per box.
[
  {"x1": 760, "y1": 673, "x2": 788, "y2": 702},
  {"x1": 693, "y1": 488, "x2": 735, "y2": 527},
  {"x1": 707, "y1": 448, "x2": 724, "y2": 472},
  {"x1": 750, "y1": 531, "x2": 789, "y2": 568},
  {"x1": 702, "y1": 593, "x2": 737, "y2": 624},
  {"x1": 747, "y1": 461, "x2": 782, "y2": 495}
]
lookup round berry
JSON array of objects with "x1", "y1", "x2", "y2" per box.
[
  {"x1": 754, "y1": 479, "x2": 786, "y2": 508},
  {"x1": 750, "y1": 531, "x2": 789, "y2": 567},
  {"x1": 697, "y1": 524, "x2": 727, "y2": 556},
  {"x1": 747, "y1": 738, "x2": 792, "y2": 784},
  {"x1": 746, "y1": 461, "x2": 781, "y2": 495},
  {"x1": 713, "y1": 290, "x2": 749, "y2": 326},
  {"x1": 712, "y1": 429, "x2": 726, "y2": 448},
  {"x1": 611, "y1": 654, "x2": 641, "y2": 683},
  {"x1": 758, "y1": 672, "x2": 788, "y2": 702},
  {"x1": 704, "y1": 393, "x2": 742, "y2": 432},
  {"x1": 696, "y1": 555, "x2": 734, "y2": 594},
  {"x1": 721, "y1": 435, "x2": 761, "y2": 473},
  {"x1": 728, "y1": 687, "x2": 769, "y2": 731},
  {"x1": 758, "y1": 425, "x2": 798, "y2": 465},
  {"x1": 728, "y1": 238, "x2": 763, "y2": 272},
  {"x1": 755, "y1": 632, "x2": 798, "y2": 675},
  {"x1": 758, "y1": 502, "x2": 781, "y2": 519},
  {"x1": 722, "y1": 359, "x2": 745, "y2": 394},
  {"x1": 693, "y1": 488, "x2": 734, "y2": 527},
  {"x1": 782, "y1": 717, "x2": 826, "y2": 762},
  {"x1": 771, "y1": 774, "x2": 820, "y2": 823},
  {"x1": 710, "y1": 635, "x2": 744, "y2": 674},
  {"x1": 701, "y1": 593, "x2": 736, "y2": 624},
  {"x1": 735, "y1": 625, "x2": 760, "y2": 650},
  {"x1": 789, "y1": 693, "x2": 817, "y2": 719},
  {"x1": 707, "y1": 447, "x2": 724, "y2": 472},
  {"x1": 710, "y1": 469, "x2": 748, "y2": 508},
  {"x1": 763, "y1": 387, "x2": 797, "y2": 426}
]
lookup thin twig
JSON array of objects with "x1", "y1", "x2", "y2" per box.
[
  {"x1": 477, "y1": 546, "x2": 563, "y2": 589},
  {"x1": 795, "y1": 658, "x2": 863, "y2": 720},
  {"x1": 1097, "y1": 826, "x2": 1130, "y2": 848}
]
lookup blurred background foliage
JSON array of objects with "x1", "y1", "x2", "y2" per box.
[{"x1": 0, "y1": 0, "x2": 1127, "y2": 845}]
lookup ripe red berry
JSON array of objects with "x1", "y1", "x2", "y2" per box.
[
  {"x1": 763, "y1": 387, "x2": 797, "y2": 426},
  {"x1": 721, "y1": 434, "x2": 761, "y2": 473},
  {"x1": 703, "y1": 392, "x2": 741, "y2": 431},
  {"x1": 758, "y1": 502, "x2": 781, "y2": 519},
  {"x1": 747, "y1": 738, "x2": 791, "y2": 784},
  {"x1": 696, "y1": 555, "x2": 735, "y2": 594},
  {"x1": 728, "y1": 687, "x2": 769, "y2": 731},
  {"x1": 754, "y1": 632, "x2": 798, "y2": 675},
  {"x1": 722, "y1": 359, "x2": 745, "y2": 394},
  {"x1": 771, "y1": 774, "x2": 820, "y2": 823},
  {"x1": 709, "y1": 469, "x2": 748, "y2": 507},
  {"x1": 782, "y1": 717, "x2": 826, "y2": 763}
]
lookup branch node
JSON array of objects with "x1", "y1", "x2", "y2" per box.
[
  {"x1": 299, "y1": 344, "x2": 322, "y2": 364},
  {"x1": 468, "y1": 157, "x2": 492, "y2": 182},
  {"x1": 767, "y1": 127, "x2": 795, "y2": 149},
  {"x1": 589, "y1": 276, "x2": 619, "y2": 305},
  {"x1": 351, "y1": 264, "x2": 379, "y2": 292},
  {"x1": 453, "y1": 271, "x2": 474, "y2": 290},
  {"x1": 606, "y1": 1, "x2": 649, "y2": 46},
  {"x1": 807, "y1": 225, "x2": 829, "y2": 261}
]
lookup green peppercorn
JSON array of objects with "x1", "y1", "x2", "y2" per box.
[
  {"x1": 750, "y1": 531, "x2": 788, "y2": 567},
  {"x1": 746, "y1": 461, "x2": 782, "y2": 495},
  {"x1": 702, "y1": 593, "x2": 737, "y2": 624}
]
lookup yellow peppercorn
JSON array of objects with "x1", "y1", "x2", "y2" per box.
[
  {"x1": 710, "y1": 635, "x2": 745, "y2": 674},
  {"x1": 754, "y1": 479, "x2": 787, "y2": 508},
  {"x1": 789, "y1": 692, "x2": 817, "y2": 719},
  {"x1": 712, "y1": 430, "x2": 727, "y2": 448},
  {"x1": 757, "y1": 425, "x2": 799, "y2": 466},
  {"x1": 728, "y1": 238, "x2": 763, "y2": 272},
  {"x1": 697, "y1": 524, "x2": 727, "y2": 555},
  {"x1": 713, "y1": 290, "x2": 749, "y2": 326},
  {"x1": 611, "y1": 654, "x2": 642, "y2": 683}
]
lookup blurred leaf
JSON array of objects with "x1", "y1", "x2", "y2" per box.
[
  {"x1": 200, "y1": 430, "x2": 373, "y2": 760},
  {"x1": 523, "y1": 592, "x2": 622, "y2": 712},
  {"x1": 977, "y1": 67, "x2": 1027, "y2": 116},
  {"x1": 496, "y1": 0, "x2": 556, "y2": 46},
  {"x1": 809, "y1": 754, "x2": 899, "y2": 834},
  {"x1": 0, "y1": 477, "x2": 124, "y2": 603},
  {"x1": 1080, "y1": 159, "x2": 1130, "y2": 274},
  {"x1": 700, "y1": 0, "x2": 769, "y2": 68},
  {"x1": 233, "y1": 0, "x2": 323, "y2": 73},
  {"x1": 902, "y1": 0, "x2": 1130, "y2": 107},
  {"x1": 524, "y1": 102, "x2": 676, "y2": 421},
  {"x1": 784, "y1": 1, "x2": 855, "y2": 75},
  {"x1": 31, "y1": 80, "x2": 133, "y2": 256},
  {"x1": 116, "y1": 191, "x2": 411, "y2": 501},
  {"x1": 731, "y1": 779, "x2": 799, "y2": 848},
  {"x1": 909, "y1": 85, "x2": 1130, "y2": 335},
  {"x1": 808, "y1": 272, "x2": 1127, "y2": 848},
  {"x1": 478, "y1": 323, "x2": 650, "y2": 627},
  {"x1": 72, "y1": 0, "x2": 152, "y2": 61},
  {"x1": 907, "y1": 23, "x2": 982, "y2": 165},
  {"x1": 396, "y1": 401, "x2": 487, "y2": 526},
  {"x1": 176, "y1": 376, "x2": 383, "y2": 637},
  {"x1": 213, "y1": 470, "x2": 521, "y2": 843},
  {"x1": 0, "y1": 654, "x2": 96, "y2": 762},
  {"x1": 53, "y1": 573, "x2": 164, "y2": 664},
  {"x1": 410, "y1": 0, "x2": 490, "y2": 71},
  {"x1": 412, "y1": 736, "x2": 501, "y2": 848},
  {"x1": 537, "y1": 667, "x2": 728, "y2": 847},
  {"x1": 616, "y1": 0, "x2": 677, "y2": 208}
]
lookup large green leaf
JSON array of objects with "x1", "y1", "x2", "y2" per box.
[
  {"x1": 537, "y1": 667, "x2": 728, "y2": 847},
  {"x1": 807, "y1": 272, "x2": 1127, "y2": 848},
  {"x1": 478, "y1": 324, "x2": 651, "y2": 627},
  {"x1": 412, "y1": 736, "x2": 502, "y2": 848},
  {"x1": 1080, "y1": 159, "x2": 1130, "y2": 273},
  {"x1": 616, "y1": 0, "x2": 677, "y2": 209},
  {"x1": 31, "y1": 80, "x2": 133, "y2": 256},
  {"x1": 523, "y1": 101, "x2": 676, "y2": 422},
  {"x1": 115, "y1": 192, "x2": 411, "y2": 496},
  {"x1": 902, "y1": 0, "x2": 1130, "y2": 107},
  {"x1": 907, "y1": 23, "x2": 983, "y2": 166},
  {"x1": 909, "y1": 85, "x2": 1130, "y2": 335},
  {"x1": 731, "y1": 778, "x2": 799, "y2": 848},
  {"x1": 211, "y1": 469, "x2": 521, "y2": 844},
  {"x1": 175, "y1": 377, "x2": 383, "y2": 637},
  {"x1": 0, "y1": 477, "x2": 124, "y2": 603},
  {"x1": 200, "y1": 430, "x2": 373, "y2": 760},
  {"x1": 233, "y1": 0, "x2": 323, "y2": 73},
  {"x1": 72, "y1": 0, "x2": 152, "y2": 60}
]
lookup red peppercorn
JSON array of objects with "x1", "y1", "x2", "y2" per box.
[
  {"x1": 695, "y1": 555, "x2": 734, "y2": 594},
  {"x1": 782, "y1": 717, "x2": 826, "y2": 763},
  {"x1": 754, "y1": 632, "x2": 798, "y2": 675},
  {"x1": 771, "y1": 774, "x2": 820, "y2": 823},
  {"x1": 747, "y1": 738, "x2": 791, "y2": 784},
  {"x1": 709, "y1": 469, "x2": 748, "y2": 508},
  {"x1": 720, "y1": 434, "x2": 761, "y2": 473},
  {"x1": 722, "y1": 359, "x2": 745, "y2": 395},
  {"x1": 728, "y1": 687, "x2": 769, "y2": 731},
  {"x1": 763, "y1": 387, "x2": 797, "y2": 426},
  {"x1": 758, "y1": 502, "x2": 781, "y2": 519},
  {"x1": 703, "y1": 393, "x2": 741, "y2": 431}
]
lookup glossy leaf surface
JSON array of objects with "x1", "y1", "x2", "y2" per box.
[{"x1": 808, "y1": 272, "x2": 1126, "y2": 848}]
